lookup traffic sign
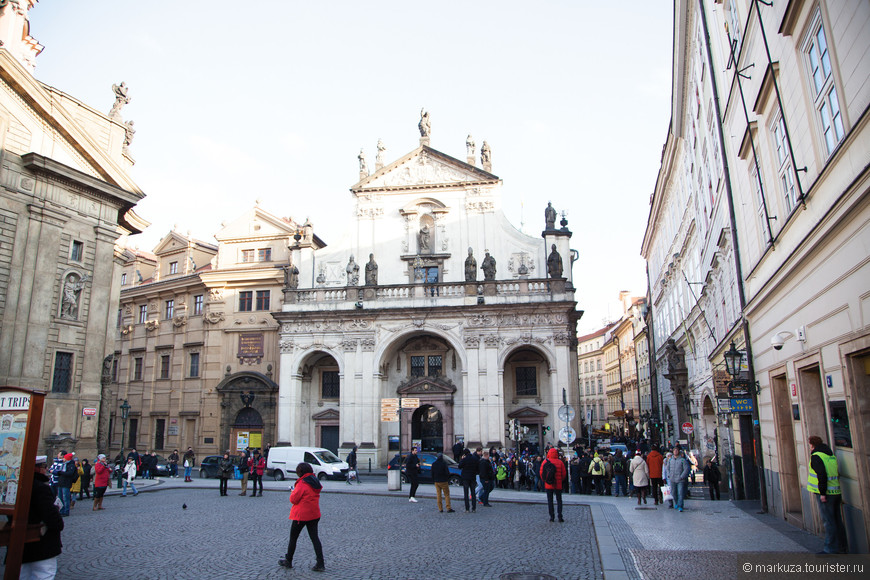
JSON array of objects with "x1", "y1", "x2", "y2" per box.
[
  {"x1": 82, "y1": 407, "x2": 97, "y2": 416},
  {"x1": 558, "y1": 405, "x2": 575, "y2": 422},
  {"x1": 681, "y1": 422, "x2": 694, "y2": 435},
  {"x1": 559, "y1": 426, "x2": 576, "y2": 445}
]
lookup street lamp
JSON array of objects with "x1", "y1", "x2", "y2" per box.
[
  {"x1": 723, "y1": 341, "x2": 742, "y2": 377},
  {"x1": 118, "y1": 398, "x2": 131, "y2": 488},
  {"x1": 723, "y1": 341, "x2": 760, "y2": 395}
]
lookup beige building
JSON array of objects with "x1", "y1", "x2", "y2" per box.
[
  {"x1": 0, "y1": 2, "x2": 146, "y2": 460},
  {"x1": 577, "y1": 324, "x2": 613, "y2": 437}
]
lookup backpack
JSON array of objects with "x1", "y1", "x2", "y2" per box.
[
  {"x1": 613, "y1": 459, "x2": 625, "y2": 474},
  {"x1": 66, "y1": 462, "x2": 79, "y2": 484},
  {"x1": 542, "y1": 460, "x2": 557, "y2": 486}
]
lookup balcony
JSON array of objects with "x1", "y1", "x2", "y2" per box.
[{"x1": 283, "y1": 278, "x2": 573, "y2": 312}]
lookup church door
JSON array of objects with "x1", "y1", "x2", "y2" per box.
[{"x1": 411, "y1": 405, "x2": 443, "y2": 452}]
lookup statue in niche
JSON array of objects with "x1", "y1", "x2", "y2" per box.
[
  {"x1": 418, "y1": 108, "x2": 431, "y2": 137},
  {"x1": 466, "y1": 135, "x2": 475, "y2": 159},
  {"x1": 109, "y1": 82, "x2": 131, "y2": 119},
  {"x1": 481, "y1": 252, "x2": 497, "y2": 281},
  {"x1": 346, "y1": 255, "x2": 360, "y2": 286},
  {"x1": 61, "y1": 273, "x2": 90, "y2": 319},
  {"x1": 464, "y1": 247, "x2": 477, "y2": 282},
  {"x1": 547, "y1": 244, "x2": 563, "y2": 278},
  {"x1": 480, "y1": 141, "x2": 491, "y2": 165},
  {"x1": 545, "y1": 202, "x2": 557, "y2": 230},
  {"x1": 418, "y1": 224, "x2": 431, "y2": 252},
  {"x1": 365, "y1": 254, "x2": 378, "y2": 286},
  {"x1": 283, "y1": 262, "x2": 299, "y2": 289}
]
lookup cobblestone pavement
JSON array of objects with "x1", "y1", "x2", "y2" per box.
[{"x1": 2, "y1": 483, "x2": 600, "y2": 580}]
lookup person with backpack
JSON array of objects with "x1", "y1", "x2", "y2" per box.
[
  {"x1": 540, "y1": 447, "x2": 566, "y2": 522},
  {"x1": 588, "y1": 452, "x2": 606, "y2": 495},
  {"x1": 612, "y1": 450, "x2": 628, "y2": 497},
  {"x1": 458, "y1": 448, "x2": 480, "y2": 512},
  {"x1": 579, "y1": 451, "x2": 593, "y2": 494},
  {"x1": 56, "y1": 453, "x2": 78, "y2": 516}
]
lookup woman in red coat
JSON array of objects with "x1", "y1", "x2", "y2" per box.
[
  {"x1": 92, "y1": 454, "x2": 112, "y2": 511},
  {"x1": 540, "y1": 447, "x2": 567, "y2": 522},
  {"x1": 279, "y1": 463, "x2": 325, "y2": 572}
]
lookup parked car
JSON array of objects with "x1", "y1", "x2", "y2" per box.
[
  {"x1": 150, "y1": 454, "x2": 172, "y2": 476},
  {"x1": 267, "y1": 446, "x2": 348, "y2": 481},
  {"x1": 198, "y1": 455, "x2": 235, "y2": 479},
  {"x1": 398, "y1": 452, "x2": 462, "y2": 486}
]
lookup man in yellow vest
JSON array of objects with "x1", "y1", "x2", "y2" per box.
[{"x1": 807, "y1": 435, "x2": 848, "y2": 554}]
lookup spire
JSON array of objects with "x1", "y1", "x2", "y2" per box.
[{"x1": 0, "y1": 0, "x2": 43, "y2": 73}]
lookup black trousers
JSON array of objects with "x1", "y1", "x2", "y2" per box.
[
  {"x1": 546, "y1": 489, "x2": 563, "y2": 519},
  {"x1": 219, "y1": 477, "x2": 228, "y2": 495},
  {"x1": 708, "y1": 481, "x2": 720, "y2": 500},
  {"x1": 462, "y1": 479, "x2": 477, "y2": 511},
  {"x1": 408, "y1": 475, "x2": 419, "y2": 499},
  {"x1": 250, "y1": 474, "x2": 263, "y2": 494},
  {"x1": 286, "y1": 518, "x2": 324, "y2": 565}
]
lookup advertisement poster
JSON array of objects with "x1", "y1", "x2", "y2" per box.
[
  {"x1": 236, "y1": 432, "x2": 250, "y2": 450},
  {"x1": 0, "y1": 391, "x2": 31, "y2": 506}
]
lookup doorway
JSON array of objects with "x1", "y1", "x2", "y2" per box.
[
  {"x1": 320, "y1": 425, "x2": 339, "y2": 455},
  {"x1": 411, "y1": 405, "x2": 444, "y2": 452},
  {"x1": 771, "y1": 373, "x2": 801, "y2": 523},
  {"x1": 232, "y1": 407, "x2": 264, "y2": 452},
  {"x1": 154, "y1": 418, "x2": 165, "y2": 451}
]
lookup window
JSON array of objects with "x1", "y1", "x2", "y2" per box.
[
  {"x1": 111, "y1": 358, "x2": 118, "y2": 382},
  {"x1": 169, "y1": 261, "x2": 178, "y2": 275},
  {"x1": 239, "y1": 291, "x2": 252, "y2": 312},
  {"x1": 160, "y1": 355, "x2": 170, "y2": 379},
  {"x1": 597, "y1": 359, "x2": 602, "y2": 371},
  {"x1": 241, "y1": 249, "x2": 255, "y2": 263},
  {"x1": 70, "y1": 240, "x2": 83, "y2": 262},
  {"x1": 829, "y1": 400, "x2": 851, "y2": 448},
  {"x1": 133, "y1": 357, "x2": 144, "y2": 381},
  {"x1": 121, "y1": 273, "x2": 127, "y2": 285},
  {"x1": 165, "y1": 299, "x2": 175, "y2": 320},
  {"x1": 255, "y1": 290, "x2": 270, "y2": 311},
  {"x1": 750, "y1": 160, "x2": 769, "y2": 239},
  {"x1": 138, "y1": 304, "x2": 147, "y2": 324},
  {"x1": 515, "y1": 367, "x2": 537, "y2": 397},
  {"x1": 116, "y1": 308, "x2": 122, "y2": 328},
  {"x1": 189, "y1": 352, "x2": 200, "y2": 378},
  {"x1": 52, "y1": 352, "x2": 73, "y2": 392},
  {"x1": 409, "y1": 355, "x2": 442, "y2": 378},
  {"x1": 258, "y1": 248, "x2": 272, "y2": 262},
  {"x1": 193, "y1": 295, "x2": 203, "y2": 316},
  {"x1": 410, "y1": 356, "x2": 425, "y2": 377},
  {"x1": 322, "y1": 370, "x2": 340, "y2": 399},
  {"x1": 805, "y1": 14, "x2": 844, "y2": 155},
  {"x1": 598, "y1": 378, "x2": 603, "y2": 394},
  {"x1": 772, "y1": 112, "x2": 797, "y2": 213}
]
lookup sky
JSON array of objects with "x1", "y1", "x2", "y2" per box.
[{"x1": 28, "y1": 1, "x2": 672, "y2": 334}]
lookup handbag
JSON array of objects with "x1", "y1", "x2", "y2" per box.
[
  {"x1": 661, "y1": 484, "x2": 673, "y2": 502},
  {"x1": 183, "y1": 459, "x2": 189, "y2": 468}
]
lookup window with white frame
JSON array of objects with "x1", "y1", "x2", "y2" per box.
[
  {"x1": 805, "y1": 12, "x2": 844, "y2": 155},
  {"x1": 193, "y1": 295, "x2": 203, "y2": 316},
  {"x1": 138, "y1": 304, "x2": 147, "y2": 324},
  {"x1": 750, "y1": 159, "x2": 769, "y2": 242},
  {"x1": 70, "y1": 240, "x2": 84, "y2": 262},
  {"x1": 164, "y1": 299, "x2": 174, "y2": 320},
  {"x1": 169, "y1": 261, "x2": 178, "y2": 275},
  {"x1": 772, "y1": 112, "x2": 797, "y2": 213}
]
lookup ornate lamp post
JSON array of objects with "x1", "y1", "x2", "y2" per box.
[{"x1": 118, "y1": 399, "x2": 131, "y2": 488}]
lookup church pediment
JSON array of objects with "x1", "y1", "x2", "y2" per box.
[
  {"x1": 353, "y1": 146, "x2": 498, "y2": 192},
  {"x1": 396, "y1": 376, "x2": 457, "y2": 396},
  {"x1": 508, "y1": 406, "x2": 549, "y2": 419},
  {"x1": 312, "y1": 408, "x2": 340, "y2": 421}
]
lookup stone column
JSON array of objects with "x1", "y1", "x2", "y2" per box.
[
  {"x1": 463, "y1": 337, "x2": 482, "y2": 447},
  {"x1": 340, "y1": 342, "x2": 359, "y2": 447},
  {"x1": 278, "y1": 351, "x2": 301, "y2": 446}
]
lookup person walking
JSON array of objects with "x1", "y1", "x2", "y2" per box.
[
  {"x1": 56, "y1": 453, "x2": 77, "y2": 516},
  {"x1": 646, "y1": 445, "x2": 664, "y2": 505},
  {"x1": 478, "y1": 452, "x2": 494, "y2": 507},
  {"x1": 405, "y1": 447, "x2": 421, "y2": 503},
  {"x1": 629, "y1": 451, "x2": 650, "y2": 505},
  {"x1": 279, "y1": 462, "x2": 325, "y2": 572},
  {"x1": 78, "y1": 458, "x2": 92, "y2": 500},
  {"x1": 458, "y1": 448, "x2": 479, "y2": 512},
  {"x1": 238, "y1": 448, "x2": 250, "y2": 495},
  {"x1": 346, "y1": 445, "x2": 360, "y2": 484},
  {"x1": 589, "y1": 452, "x2": 606, "y2": 495},
  {"x1": 668, "y1": 447, "x2": 690, "y2": 511},
  {"x1": 703, "y1": 458, "x2": 721, "y2": 501},
  {"x1": 69, "y1": 458, "x2": 82, "y2": 509},
  {"x1": 121, "y1": 457, "x2": 139, "y2": 497},
  {"x1": 48, "y1": 451, "x2": 64, "y2": 499},
  {"x1": 541, "y1": 447, "x2": 566, "y2": 522},
  {"x1": 182, "y1": 447, "x2": 195, "y2": 482},
  {"x1": 20, "y1": 456, "x2": 64, "y2": 579},
  {"x1": 250, "y1": 449, "x2": 265, "y2": 497},
  {"x1": 168, "y1": 449, "x2": 180, "y2": 478},
  {"x1": 218, "y1": 452, "x2": 233, "y2": 496},
  {"x1": 613, "y1": 450, "x2": 628, "y2": 497},
  {"x1": 452, "y1": 440, "x2": 464, "y2": 463},
  {"x1": 431, "y1": 454, "x2": 454, "y2": 513},
  {"x1": 808, "y1": 435, "x2": 848, "y2": 554},
  {"x1": 92, "y1": 454, "x2": 111, "y2": 511}
]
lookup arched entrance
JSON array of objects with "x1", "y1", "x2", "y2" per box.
[
  {"x1": 232, "y1": 407, "x2": 264, "y2": 453},
  {"x1": 412, "y1": 405, "x2": 443, "y2": 452},
  {"x1": 215, "y1": 371, "x2": 279, "y2": 453}
]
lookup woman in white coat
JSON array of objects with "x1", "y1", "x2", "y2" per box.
[
  {"x1": 121, "y1": 457, "x2": 139, "y2": 497},
  {"x1": 628, "y1": 451, "x2": 650, "y2": 505}
]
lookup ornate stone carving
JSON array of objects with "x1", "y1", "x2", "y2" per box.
[
  {"x1": 346, "y1": 256, "x2": 360, "y2": 286},
  {"x1": 467, "y1": 314, "x2": 495, "y2": 327},
  {"x1": 418, "y1": 108, "x2": 431, "y2": 137},
  {"x1": 504, "y1": 333, "x2": 550, "y2": 346},
  {"x1": 109, "y1": 81, "x2": 131, "y2": 120},
  {"x1": 481, "y1": 252, "x2": 496, "y2": 281},
  {"x1": 341, "y1": 339, "x2": 358, "y2": 352},
  {"x1": 173, "y1": 314, "x2": 187, "y2": 328},
  {"x1": 279, "y1": 339, "x2": 295, "y2": 353},
  {"x1": 208, "y1": 288, "x2": 224, "y2": 302},
  {"x1": 545, "y1": 202, "x2": 557, "y2": 230},
  {"x1": 364, "y1": 254, "x2": 378, "y2": 285},
  {"x1": 357, "y1": 206, "x2": 384, "y2": 219},
  {"x1": 465, "y1": 200, "x2": 494, "y2": 213},
  {"x1": 204, "y1": 311, "x2": 225, "y2": 324},
  {"x1": 553, "y1": 332, "x2": 572, "y2": 345},
  {"x1": 360, "y1": 338, "x2": 376, "y2": 352},
  {"x1": 483, "y1": 335, "x2": 501, "y2": 348},
  {"x1": 120, "y1": 324, "x2": 133, "y2": 336},
  {"x1": 375, "y1": 138, "x2": 386, "y2": 170},
  {"x1": 464, "y1": 248, "x2": 477, "y2": 282},
  {"x1": 547, "y1": 244, "x2": 563, "y2": 278},
  {"x1": 60, "y1": 272, "x2": 89, "y2": 320},
  {"x1": 145, "y1": 319, "x2": 159, "y2": 332},
  {"x1": 508, "y1": 253, "x2": 535, "y2": 276},
  {"x1": 464, "y1": 335, "x2": 480, "y2": 348}
]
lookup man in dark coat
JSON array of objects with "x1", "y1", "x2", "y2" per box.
[
  {"x1": 452, "y1": 441, "x2": 464, "y2": 463},
  {"x1": 20, "y1": 455, "x2": 64, "y2": 577},
  {"x1": 405, "y1": 447, "x2": 421, "y2": 503},
  {"x1": 346, "y1": 445, "x2": 360, "y2": 484},
  {"x1": 431, "y1": 454, "x2": 454, "y2": 513},
  {"x1": 458, "y1": 448, "x2": 480, "y2": 512},
  {"x1": 478, "y1": 451, "x2": 495, "y2": 507}
]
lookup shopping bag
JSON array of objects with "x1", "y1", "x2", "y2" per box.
[
  {"x1": 233, "y1": 466, "x2": 241, "y2": 480},
  {"x1": 661, "y1": 484, "x2": 673, "y2": 502}
]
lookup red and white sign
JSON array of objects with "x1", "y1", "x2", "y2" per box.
[
  {"x1": 791, "y1": 383, "x2": 797, "y2": 396},
  {"x1": 82, "y1": 407, "x2": 97, "y2": 416},
  {"x1": 681, "y1": 422, "x2": 694, "y2": 435}
]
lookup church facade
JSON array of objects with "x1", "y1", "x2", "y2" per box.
[{"x1": 274, "y1": 129, "x2": 581, "y2": 467}]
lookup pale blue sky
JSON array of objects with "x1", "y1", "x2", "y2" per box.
[{"x1": 30, "y1": 0, "x2": 672, "y2": 333}]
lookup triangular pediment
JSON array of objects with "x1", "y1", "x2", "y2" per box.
[
  {"x1": 396, "y1": 376, "x2": 457, "y2": 396},
  {"x1": 153, "y1": 231, "x2": 193, "y2": 256},
  {"x1": 353, "y1": 146, "x2": 498, "y2": 192},
  {"x1": 312, "y1": 408, "x2": 340, "y2": 420},
  {"x1": 508, "y1": 406, "x2": 549, "y2": 419},
  {"x1": 214, "y1": 206, "x2": 299, "y2": 243}
]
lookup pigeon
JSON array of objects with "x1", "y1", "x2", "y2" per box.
[{"x1": 182, "y1": 503, "x2": 187, "y2": 510}]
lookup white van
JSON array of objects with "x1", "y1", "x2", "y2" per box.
[{"x1": 267, "y1": 446, "x2": 348, "y2": 481}]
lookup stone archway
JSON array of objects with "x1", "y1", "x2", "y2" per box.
[
  {"x1": 216, "y1": 371, "x2": 279, "y2": 453},
  {"x1": 397, "y1": 376, "x2": 456, "y2": 453}
]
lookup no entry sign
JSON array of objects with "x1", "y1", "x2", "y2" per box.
[{"x1": 681, "y1": 422, "x2": 694, "y2": 435}]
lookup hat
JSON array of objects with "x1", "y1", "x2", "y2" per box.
[
  {"x1": 35, "y1": 455, "x2": 47, "y2": 465},
  {"x1": 63, "y1": 453, "x2": 74, "y2": 461},
  {"x1": 97, "y1": 454, "x2": 106, "y2": 460}
]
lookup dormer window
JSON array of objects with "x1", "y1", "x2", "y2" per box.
[
  {"x1": 241, "y1": 249, "x2": 255, "y2": 263},
  {"x1": 169, "y1": 261, "x2": 178, "y2": 274},
  {"x1": 258, "y1": 248, "x2": 272, "y2": 262}
]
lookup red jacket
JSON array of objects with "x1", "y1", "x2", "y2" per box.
[
  {"x1": 249, "y1": 456, "x2": 265, "y2": 476},
  {"x1": 289, "y1": 474, "x2": 322, "y2": 521},
  {"x1": 540, "y1": 448, "x2": 567, "y2": 490},
  {"x1": 93, "y1": 461, "x2": 112, "y2": 487},
  {"x1": 646, "y1": 450, "x2": 664, "y2": 479}
]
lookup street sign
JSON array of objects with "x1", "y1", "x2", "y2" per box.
[
  {"x1": 557, "y1": 405, "x2": 575, "y2": 422},
  {"x1": 717, "y1": 398, "x2": 732, "y2": 414},
  {"x1": 731, "y1": 398, "x2": 754, "y2": 413},
  {"x1": 381, "y1": 398, "x2": 399, "y2": 422},
  {"x1": 401, "y1": 398, "x2": 420, "y2": 409},
  {"x1": 681, "y1": 422, "x2": 694, "y2": 435},
  {"x1": 559, "y1": 426, "x2": 576, "y2": 445},
  {"x1": 82, "y1": 407, "x2": 97, "y2": 416}
]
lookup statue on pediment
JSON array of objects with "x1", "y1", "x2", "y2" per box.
[
  {"x1": 123, "y1": 121, "x2": 135, "y2": 154},
  {"x1": 480, "y1": 141, "x2": 491, "y2": 166},
  {"x1": 545, "y1": 202, "x2": 557, "y2": 230},
  {"x1": 365, "y1": 254, "x2": 378, "y2": 286},
  {"x1": 481, "y1": 252, "x2": 496, "y2": 281},
  {"x1": 466, "y1": 135, "x2": 475, "y2": 159},
  {"x1": 283, "y1": 262, "x2": 299, "y2": 289},
  {"x1": 358, "y1": 148, "x2": 368, "y2": 177},
  {"x1": 346, "y1": 255, "x2": 360, "y2": 286},
  {"x1": 547, "y1": 244, "x2": 563, "y2": 278},
  {"x1": 418, "y1": 108, "x2": 431, "y2": 137},
  {"x1": 375, "y1": 139, "x2": 386, "y2": 170},
  {"x1": 109, "y1": 82, "x2": 131, "y2": 120},
  {"x1": 464, "y1": 248, "x2": 477, "y2": 282}
]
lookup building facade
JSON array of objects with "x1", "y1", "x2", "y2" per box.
[
  {"x1": 577, "y1": 325, "x2": 612, "y2": 438},
  {"x1": 0, "y1": 2, "x2": 146, "y2": 460}
]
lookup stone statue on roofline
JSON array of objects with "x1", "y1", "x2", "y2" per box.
[
  {"x1": 481, "y1": 251, "x2": 496, "y2": 281},
  {"x1": 464, "y1": 247, "x2": 477, "y2": 282},
  {"x1": 545, "y1": 202, "x2": 557, "y2": 230},
  {"x1": 346, "y1": 255, "x2": 360, "y2": 286},
  {"x1": 365, "y1": 254, "x2": 378, "y2": 286},
  {"x1": 418, "y1": 108, "x2": 431, "y2": 137},
  {"x1": 547, "y1": 244, "x2": 563, "y2": 278},
  {"x1": 109, "y1": 81, "x2": 131, "y2": 120}
]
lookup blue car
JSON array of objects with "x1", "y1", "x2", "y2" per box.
[{"x1": 399, "y1": 452, "x2": 462, "y2": 486}]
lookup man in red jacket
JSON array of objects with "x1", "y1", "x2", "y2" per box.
[
  {"x1": 646, "y1": 445, "x2": 664, "y2": 505},
  {"x1": 540, "y1": 447, "x2": 567, "y2": 522},
  {"x1": 279, "y1": 462, "x2": 325, "y2": 572}
]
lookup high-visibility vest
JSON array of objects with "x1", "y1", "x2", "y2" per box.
[{"x1": 807, "y1": 451, "x2": 841, "y2": 495}]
